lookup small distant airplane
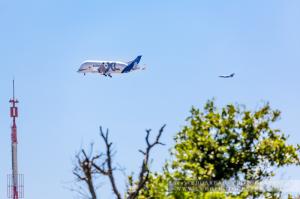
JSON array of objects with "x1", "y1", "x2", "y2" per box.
[
  {"x1": 77, "y1": 55, "x2": 144, "y2": 77},
  {"x1": 219, "y1": 73, "x2": 235, "y2": 78}
]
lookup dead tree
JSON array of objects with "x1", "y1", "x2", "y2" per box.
[
  {"x1": 72, "y1": 125, "x2": 166, "y2": 199},
  {"x1": 73, "y1": 144, "x2": 101, "y2": 199},
  {"x1": 92, "y1": 127, "x2": 122, "y2": 199},
  {"x1": 127, "y1": 125, "x2": 166, "y2": 199}
]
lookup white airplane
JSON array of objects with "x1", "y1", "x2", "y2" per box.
[{"x1": 77, "y1": 55, "x2": 144, "y2": 77}]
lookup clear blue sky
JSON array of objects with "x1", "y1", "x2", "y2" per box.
[{"x1": 1, "y1": 1, "x2": 300, "y2": 198}]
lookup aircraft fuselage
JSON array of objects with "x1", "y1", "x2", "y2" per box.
[{"x1": 77, "y1": 55, "x2": 143, "y2": 77}]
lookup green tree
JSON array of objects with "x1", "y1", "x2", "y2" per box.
[{"x1": 138, "y1": 100, "x2": 300, "y2": 198}]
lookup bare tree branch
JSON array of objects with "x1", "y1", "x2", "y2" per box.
[
  {"x1": 93, "y1": 126, "x2": 122, "y2": 199},
  {"x1": 66, "y1": 184, "x2": 90, "y2": 199},
  {"x1": 73, "y1": 125, "x2": 166, "y2": 199},
  {"x1": 73, "y1": 144, "x2": 102, "y2": 199},
  {"x1": 127, "y1": 124, "x2": 166, "y2": 199}
]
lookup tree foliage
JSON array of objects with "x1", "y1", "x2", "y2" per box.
[
  {"x1": 139, "y1": 100, "x2": 300, "y2": 198},
  {"x1": 172, "y1": 100, "x2": 300, "y2": 182}
]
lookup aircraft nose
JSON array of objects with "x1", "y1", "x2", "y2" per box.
[{"x1": 77, "y1": 65, "x2": 86, "y2": 72}]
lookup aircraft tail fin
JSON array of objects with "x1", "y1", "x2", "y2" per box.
[{"x1": 122, "y1": 55, "x2": 142, "y2": 73}]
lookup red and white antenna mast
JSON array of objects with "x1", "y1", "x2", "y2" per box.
[{"x1": 8, "y1": 80, "x2": 24, "y2": 199}]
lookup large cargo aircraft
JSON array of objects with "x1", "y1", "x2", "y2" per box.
[{"x1": 77, "y1": 55, "x2": 144, "y2": 77}]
